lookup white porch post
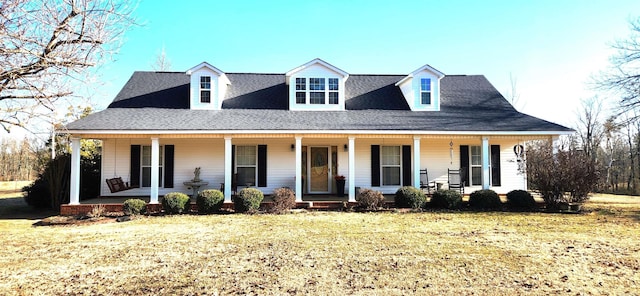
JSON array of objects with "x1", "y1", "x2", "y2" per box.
[
  {"x1": 348, "y1": 136, "x2": 356, "y2": 202},
  {"x1": 481, "y1": 136, "x2": 490, "y2": 189},
  {"x1": 413, "y1": 136, "x2": 421, "y2": 188},
  {"x1": 224, "y1": 136, "x2": 232, "y2": 202},
  {"x1": 295, "y1": 136, "x2": 303, "y2": 202},
  {"x1": 150, "y1": 138, "x2": 159, "y2": 204},
  {"x1": 69, "y1": 137, "x2": 81, "y2": 205},
  {"x1": 552, "y1": 135, "x2": 560, "y2": 155}
]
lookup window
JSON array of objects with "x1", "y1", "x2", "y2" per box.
[
  {"x1": 420, "y1": 78, "x2": 431, "y2": 105},
  {"x1": 294, "y1": 77, "x2": 339, "y2": 105},
  {"x1": 236, "y1": 146, "x2": 257, "y2": 186},
  {"x1": 470, "y1": 146, "x2": 482, "y2": 186},
  {"x1": 200, "y1": 76, "x2": 211, "y2": 103},
  {"x1": 381, "y1": 146, "x2": 401, "y2": 186},
  {"x1": 310, "y1": 92, "x2": 325, "y2": 104},
  {"x1": 141, "y1": 146, "x2": 164, "y2": 187},
  {"x1": 295, "y1": 78, "x2": 306, "y2": 104},
  {"x1": 328, "y1": 78, "x2": 339, "y2": 104}
]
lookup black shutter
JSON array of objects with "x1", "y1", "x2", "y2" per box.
[
  {"x1": 130, "y1": 145, "x2": 141, "y2": 188},
  {"x1": 371, "y1": 145, "x2": 380, "y2": 187},
  {"x1": 258, "y1": 145, "x2": 267, "y2": 187},
  {"x1": 164, "y1": 145, "x2": 174, "y2": 188},
  {"x1": 491, "y1": 145, "x2": 501, "y2": 186},
  {"x1": 402, "y1": 145, "x2": 411, "y2": 186},
  {"x1": 459, "y1": 145, "x2": 469, "y2": 186}
]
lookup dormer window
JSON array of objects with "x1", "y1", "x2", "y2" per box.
[
  {"x1": 286, "y1": 58, "x2": 349, "y2": 111},
  {"x1": 200, "y1": 76, "x2": 211, "y2": 103},
  {"x1": 420, "y1": 78, "x2": 431, "y2": 105},
  {"x1": 294, "y1": 77, "x2": 340, "y2": 105}
]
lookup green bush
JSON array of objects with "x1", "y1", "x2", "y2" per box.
[
  {"x1": 430, "y1": 189, "x2": 463, "y2": 209},
  {"x1": 197, "y1": 189, "x2": 224, "y2": 213},
  {"x1": 356, "y1": 188, "x2": 385, "y2": 210},
  {"x1": 123, "y1": 199, "x2": 147, "y2": 215},
  {"x1": 162, "y1": 192, "x2": 190, "y2": 214},
  {"x1": 233, "y1": 188, "x2": 264, "y2": 213},
  {"x1": 468, "y1": 189, "x2": 502, "y2": 210},
  {"x1": 270, "y1": 187, "x2": 296, "y2": 214},
  {"x1": 394, "y1": 186, "x2": 426, "y2": 209},
  {"x1": 506, "y1": 190, "x2": 537, "y2": 210}
]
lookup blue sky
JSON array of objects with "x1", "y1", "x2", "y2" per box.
[{"x1": 92, "y1": 0, "x2": 640, "y2": 127}]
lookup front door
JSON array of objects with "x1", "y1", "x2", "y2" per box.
[{"x1": 309, "y1": 146, "x2": 331, "y2": 193}]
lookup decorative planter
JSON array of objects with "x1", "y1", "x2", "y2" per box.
[{"x1": 336, "y1": 179, "x2": 346, "y2": 197}]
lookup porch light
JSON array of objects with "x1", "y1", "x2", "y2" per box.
[
  {"x1": 343, "y1": 144, "x2": 348, "y2": 152},
  {"x1": 291, "y1": 144, "x2": 295, "y2": 151}
]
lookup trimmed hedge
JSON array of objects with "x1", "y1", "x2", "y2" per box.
[
  {"x1": 356, "y1": 188, "x2": 385, "y2": 210},
  {"x1": 270, "y1": 187, "x2": 296, "y2": 213},
  {"x1": 162, "y1": 192, "x2": 190, "y2": 214},
  {"x1": 233, "y1": 188, "x2": 264, "y2": 213},
  {"x1": 468, "y1": 189, "x2": 502, "y2": 210},
  {"x1": 197, "y1": 189, "x2": 225, "y2": 213},
  {"x1": 394, "y1": 186, "x2": 426, "y2": 209},
  {"x1": 506, "y1": 190, "x2": 537, "y2": 210},
  {"x1": 430, "y1": 189, "x2": 463, "y2": 209},
  {"x1": 123, "y1": 199, "x2": 147, "y2": 215}
]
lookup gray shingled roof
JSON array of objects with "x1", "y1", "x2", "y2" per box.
[{"x1": 67, "y1": 71, "x2": 572, "y2": 133}]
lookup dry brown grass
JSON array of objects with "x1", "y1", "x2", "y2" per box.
[{"x1": 0, "y1": 191, "x2": 639, "y2": 295}]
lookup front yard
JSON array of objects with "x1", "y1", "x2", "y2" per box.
[{"x1": 0, "y1": 190, "x2": 638, "y2": 295}]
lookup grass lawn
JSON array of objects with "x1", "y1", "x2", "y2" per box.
[{"x1": 0, "y1": 185, "x2": 639, "y2": 295}]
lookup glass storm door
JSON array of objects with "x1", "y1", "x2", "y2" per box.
[{"x1": 309, "y1": 147, "x2": 330, "y2": 193}]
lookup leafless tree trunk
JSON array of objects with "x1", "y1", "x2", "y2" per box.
[
  {"x1": 0, "y1": 0, "x2": 135, "y2": 133},
  {"x1": 151, "y1": 45, "x2": 172, "y2": 71},
  {"x1": 576, "y1": 97, "x2": 605, "y2": 161}
]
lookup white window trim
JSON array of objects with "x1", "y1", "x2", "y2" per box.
[
  {"x1": 420, "y1": 78, "x2": 431, "y2": 105},
  {"x1": 470, "y1": 145, "x2": 492, "y2": 186},
  {"x1": 294, "y1": 77, "x2": 340, "y2": 105},
  {"x1": 381, "y1": 146, "x2": 402, "y2": 186},
  {"x1": 235, "y1": 145, "x2": 257, "y2": 186},
  {"x1": 200, "y1": 76, "x2": 211, "y2": 103},
  {"x1": 142, "y1": 145, "x2": 164, "y2": 188}
]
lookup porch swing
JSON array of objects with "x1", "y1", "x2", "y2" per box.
[{"x1": 105, "y1": 139, "x2": 134, "y2": 193}]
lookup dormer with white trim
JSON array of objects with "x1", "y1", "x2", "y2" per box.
[
  {"x1": 286, "y1": 58, "x2": 349, "y2": 111},
  {"x1": 187, "y1": 62, "x2": 231, "y2": 110},
  {"x1": 395, "y1": 64, "x2": 445, "y2": 111}
]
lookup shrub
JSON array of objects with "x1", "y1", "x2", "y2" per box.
[
  {"x1": 527, "y1": 140, "x2": 599, "y2": 207},
  {"x1": 123, "y1": 199, "x2": 147, "y2": 215},
  {"x1": 506, "y1": 190, "x2": 537, "y2": 210},
  {"x1": 430, "y1": 189, "x2": 463, "y2": 209},
  {"x1": 162, "y1": 192, "x2": 190, "y2": 214},
  {"x1": 394, "y1": 186, "x2": 426, "y2": 209},
  {"x1": 356, "y1": 188, "x2": 385, "y2": 210},
  {"x1": 196, "y1": 189, "x2": 225, "y2": 213},
  {"x1": 270, "y1": 187, "x2": 296, "y2": 214},
  {"x1": 468, "y1": 189, "x2": 502, "y2": 210},
  {"x1": 87, "y1": 204, "x2": 106, "y2": 218},
  {"x1": 233, "y1": 188, "x2": 264, "y2": 213}
]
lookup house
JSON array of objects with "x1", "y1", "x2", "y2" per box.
[{"x1": 64, "y1": 58, "x2": 572, "y2": 208}]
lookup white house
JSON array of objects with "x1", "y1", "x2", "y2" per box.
[{"x1": 64, "y1": 58, "x2": 573, "y2": 207}]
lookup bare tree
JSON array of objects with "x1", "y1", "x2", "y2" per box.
[
  {"x1": 575, "y1": 97, "x2": 605, "y2": 160},
  {"x1": 0, "y1": 0, "x2": 135, "y2": 133},
  {"x1": 598, "y1": 17, "x2": 640, "y2": 119},
  {"x1": 505, "y1": 73, "x2": 525, "y2": 111},
  {"x1": 151, "y1": 45, "x2": 172, "y2": 71}
]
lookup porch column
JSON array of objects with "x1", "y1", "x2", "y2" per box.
[
  {"x1": 295, "y1": 136, "x2": 303, "y2": 202},
  {"x1": 150, "y1": 137, "x2": 159, "y2": 204},
  {"x1": 413, "y1": 136, "x2": 421, "y2": 188},
  {"x1": 69, "y1": 137, "x2": 81, "y2": 205},
  {"x1": 348, "y1": 136, "x2": 356, "y2": 202},
  {"x1": 481, "y1": 136, "x2": 490, "y2": 189},
  {"x1": 224, "y1": 136, "x2": 232, "y2": 202},
  {"x1": 552, "y1": 135, "x2": 560, "y2": 155}
]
